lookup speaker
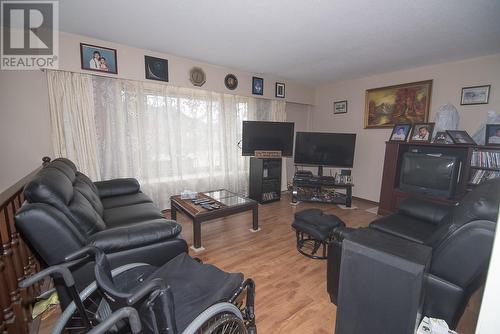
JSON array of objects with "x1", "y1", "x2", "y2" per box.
[{"x1": 335, "y1": 229, "x2": 431, "y2": 334}]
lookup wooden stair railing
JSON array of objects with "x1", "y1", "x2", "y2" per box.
[{"x1": 0, "y1": 157, "x2": 51, "y2": 334}]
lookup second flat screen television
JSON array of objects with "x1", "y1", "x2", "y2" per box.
[
  {"x1": 294, "y1": 132, "x2": 356, "y2": 167},
  {"x1": 242, "y1": 121, "x2": 295, "y2": 156}
]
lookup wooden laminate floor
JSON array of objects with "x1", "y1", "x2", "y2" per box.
[{"x1": 39, "y1": 194, "x2": 480, "y2": 333}]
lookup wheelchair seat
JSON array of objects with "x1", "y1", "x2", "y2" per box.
[
  {"x1": 67, "y1": 246, "x2": 251, "y2": 334},
  {"x1": 114, "y1": 253, "x2": 244, "y2": 332}
]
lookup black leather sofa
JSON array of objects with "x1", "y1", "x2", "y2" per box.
[
  {"x1": 327, "y1": 178, "x2": 499, "y2": 328},
  {"x1": 15, "y1": 158, "x2": 187, "y2": 306}
]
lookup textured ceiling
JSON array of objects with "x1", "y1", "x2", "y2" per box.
[{"x1": 59, "y1": 0, "x2": 500, "y2": 85}]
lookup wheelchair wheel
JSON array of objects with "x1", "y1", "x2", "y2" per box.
[
  {"x1": 198, "y1": 312, "x2": 246, "y2": 334},
  {"x1": 182, "y1": 303, "x2": 247, "y2": 334},
  {"x1": 52, "y1": 263, "x2": 149, "y2": 334}
]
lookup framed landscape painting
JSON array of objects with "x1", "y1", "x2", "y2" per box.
[{"x1": 364, "y1": 80, "x2": 432, "y2": 128}]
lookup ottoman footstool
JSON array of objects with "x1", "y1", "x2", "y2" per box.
[{"x1": 292, "y1": 209, "x2": 345, "y2": 259}]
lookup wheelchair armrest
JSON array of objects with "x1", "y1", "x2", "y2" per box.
[
  {"x1": 87, "y1": 219, "x2": 182, "y2": 253},
  {"x1": 127, "y1": 278, "x2": 167, "y2": 305},
  {"x1": 88, "y1": 307, "x2": 142, "y2": 334},
  {"x1": 20, "y1": 264, "x2": 75, "y2": 289}
]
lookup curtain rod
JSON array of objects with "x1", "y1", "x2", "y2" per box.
[{"x1": 39, "y1": 68, "x2": 282, "y2": 102}]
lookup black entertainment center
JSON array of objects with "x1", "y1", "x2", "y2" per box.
[
  {"x1": 292, "y1": 132, "x2": 356, "y2": 207},
  {"x1": 242, "y1": 122, "x2": 358, "y2": 206}
]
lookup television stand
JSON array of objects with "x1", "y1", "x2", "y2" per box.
[{"x1": 292, "y1": 172, "x2": 353, "y2": 207}]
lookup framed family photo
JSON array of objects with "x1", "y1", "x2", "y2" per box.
[
  {"x1": 365, "y1": 80, "x2": 432, "y2": 128},
  {"x1": 409, "y1": 123, "x2": 434, "y2": 143},
  {"x1": 485, "y1": 124, "x2": 500, "y2": 146},
  {"x1": 461, "y1": 85, "x2": 490, "y2": 105},
  {"x1": 333, "y1": 100, "x2": 348, "y2": 114},
  {"x1": 446, "y1": 130, "x2": 476, "y2": 145},
  {"x1": 389, "y1": 124, "x2": 411, "y2": 142},
  {"x1": 80, "y1": 43, "x2": 117, "y2": 74}
]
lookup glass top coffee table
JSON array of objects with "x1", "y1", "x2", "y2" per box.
[{"x1": 170, "y1": 189, "x2": 259, "y2": 251}]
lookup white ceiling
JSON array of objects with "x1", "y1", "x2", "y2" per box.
[{"x1": 59, "y1": 0, "x2": 500, "y2": 85}]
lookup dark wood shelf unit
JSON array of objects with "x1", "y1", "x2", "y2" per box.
[
  {"x1": 378, "y1": 142, "x2": 500, "y2": 215},
  {"x1": 249, "y1": 157, "x2": 282, "y2": 204}
]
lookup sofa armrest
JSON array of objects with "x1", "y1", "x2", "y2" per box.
[
  {"x1": 398, "y1": 198, "x2": 453, "y2": 225},
  {"x1": 94, "y1": 178, "x2": 140, "y2": 198},
  {"x1": 87, "y1": 219, "x2": 182, "y2": 253}
]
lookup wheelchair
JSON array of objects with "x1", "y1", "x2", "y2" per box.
[{"x1": 21, "y1": 247, "x2": 256, "y2": 334}]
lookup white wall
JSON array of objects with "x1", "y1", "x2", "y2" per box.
[
  {"x1": 0, "y1": 31, "x2": 314, "y2": 192},
  {"x1": 0, "y1": 71, "x2": 51, "y2": 192},
  {"x1": 312, "y1": 54, "x2": 500, "y2": 202}
]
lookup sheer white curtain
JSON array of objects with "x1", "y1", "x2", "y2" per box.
[
  {"x1": 47, "y1": 71, "x2": 101, "y2": 180},
  {"x1": 47, "y1": 70, "x2": 286, "y2": 209}
]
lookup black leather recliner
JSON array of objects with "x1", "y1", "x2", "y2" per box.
[
  {"x1": 15, "y1": 158, "x2": 188, "y2": 307},
  {"x1": 327, "y1": 177, "x2": 500, "y2": 328}
]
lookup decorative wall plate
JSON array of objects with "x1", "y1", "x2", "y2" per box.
[
  {"x1": 224, "y1": 74, "x2": 238, "y2": 90},
  {"x1": 190, "y1": 67, "x2": 206, "y2": 87}
]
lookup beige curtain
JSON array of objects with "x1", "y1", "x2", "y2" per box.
[{"x1": 47, "y1": 70, "x2": 101, "y2": 180}]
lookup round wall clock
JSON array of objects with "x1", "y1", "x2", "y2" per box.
[
  {"x1": 224, "y1": 74, "x2": 238, "y2": 90},
  {"x1": 189, "y1": 67, "x2": 206, "y2": 87}
]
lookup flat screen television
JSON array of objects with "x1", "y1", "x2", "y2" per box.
[
  {"x1": 242, "y1": 121, "x2": 295, "y2": 156},
  {"x1": 399, "y1": 152, "x2": 461, "y2": 198},
  {"x1": 294, "y1": 132, "x2": 356, "y2": 167}
]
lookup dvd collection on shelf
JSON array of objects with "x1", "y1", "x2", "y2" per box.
[
  {"x1": 471, "y1": 150, "x2": 500, "y2": 169},
  {"x1": 470, "y1": 150, "x2": 500, "y2": 185}
]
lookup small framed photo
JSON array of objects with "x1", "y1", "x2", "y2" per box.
[
  {"x1": 433, "y1": 131, "x2": 452, "y2": 144},
  {"x1": 275, "y1": 82, "x2": 285, "y2": 98},
  {"x1": 80, "y1": 43, "x2": 117, "y2": 74},
  {"x1": 252, "y1": 77, "x2": 264, "y2": 95},
  {"x1": 145, "y1": 56, "x2": 168, "y2": 82},
  {"x1": 460, "y1": 85, "x2": 490, "y2": 105},
  {"x1": 485, "y1": 124, "x2": 500, "y2": 146},
  {"x1": 446, "y1": 130, "x2": 476, "y2": 145},
  {"x1": 389, "y1": 124, "x2": 411, "y2": 142},
  {"x1": 333, "y1": 100, "x2": 348, "y2": 114},
  {"x1": 409, "y1": 123, "x2": 434, "y2": 142}
]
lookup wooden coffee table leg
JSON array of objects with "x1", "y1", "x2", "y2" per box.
[
  {"x1": 170, "y1": 206, "x2": 177, "y2": 220},
  {"x1": 250, "y1": 205, "x2": 260, "y2": 232},
  {"x1": 193, "y1": 218, "x2": 203, "y2": 250}
]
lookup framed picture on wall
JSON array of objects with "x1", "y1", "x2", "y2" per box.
[
  {"x1": 364, "y1": 80, "x2": 432, "y2": 128},
  {"x1": 460, "y1": 85, "x2": 490, "y2": 105},
  {"x1": 80, "y1": 43, "x2": 118, "y2": 74},
  {"x1": 252, "y1": 76, "x2": 264, "y2": 95},
  {"x1": 333, "y1": 100, "x2": 348, "y2": 114},
  {"x1": 275, "y1": 82, "x2": 285, "y2": 98},
  {"x1": 144, "y1": 56, "x2": 168, "y2": 82}
]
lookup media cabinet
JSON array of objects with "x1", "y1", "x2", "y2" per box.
[{"x1": 378, "y1": 141, "x2": 500, "y2": 215}]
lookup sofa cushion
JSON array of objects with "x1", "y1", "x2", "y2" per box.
[
  {"x1": 46, "y1": 160, "x2": 77, "y2": 183},
  {"x1": 397, "y1": 198, "x2": 452, "y2": 225},
  {"x1": 87, "y1": 219, "x2": 182, "y2": 253},
  {"x1": 67, "y1": 191, "x2": 106, "y2": 236},
  {"x1": 103, "y1": 202, "x2": 165, "y2": 227},
  {"x1": 101, "y1": 192, "x2": 152, "y2": 209},
  {"x1": 25, "y1": 167, "x2": 74, "y2": 208},
  {"x1": 95, "y1": 178, "x2": 141, "y2": 199},
  {"x1": 74, "y1": 175, "x2": 104, "y2": 216},
  {"x1": 370, "y1": 214, "x2": 439, "y2": 244}
]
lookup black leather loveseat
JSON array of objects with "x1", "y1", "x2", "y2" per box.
[
  {"x1": 15, "y1": 158, "x2": 187, "y2": 306},
  {"x1": 327, "y1": 178, "x2": 499, "y2": 328}
]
